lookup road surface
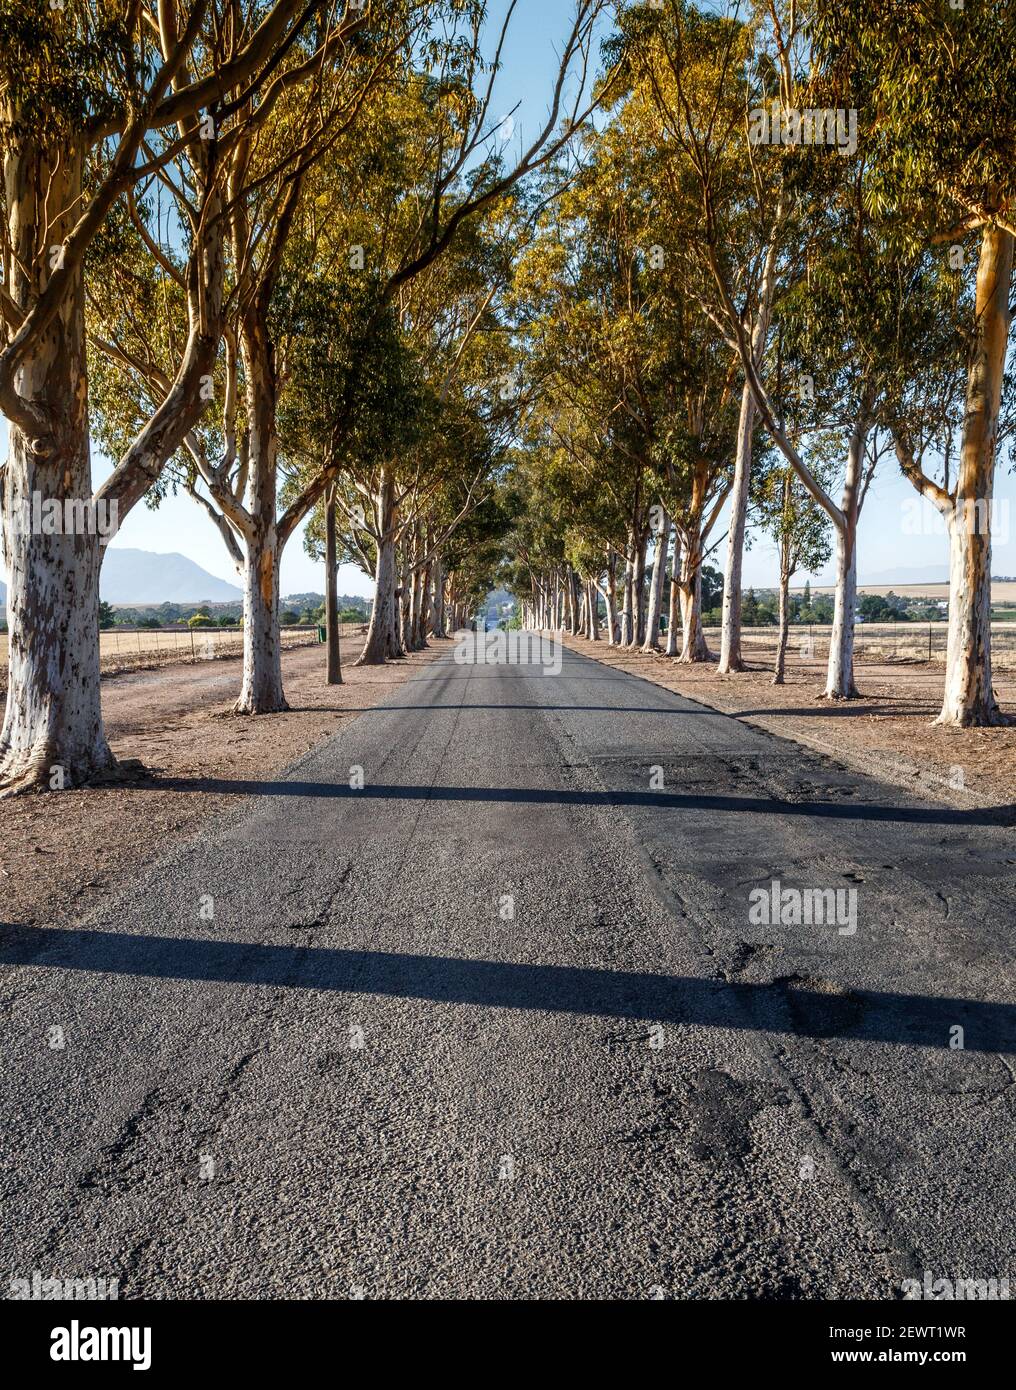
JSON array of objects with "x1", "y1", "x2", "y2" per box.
[{"x1": 2, "y1": 634, "x2": 1014, "y2": 1299}]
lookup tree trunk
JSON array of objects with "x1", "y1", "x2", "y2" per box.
[
  {"x1": 633, "y1": 529, "x2": 648, "y2": 645},
  {"x1": 642, "y1": 511, "x2": 670, "y2": 652},
  {"x1": 718, "y1": 226, "x2": 778, "y2": 675},
  {"x1": 587, "y1": 579, "x2": 600, "y2": 641},
  {"x1": 431, "y1": 557, "x2": 446, "y2": 637},
  {"x1": 357, "y1": 474, "x2": 399, "y2": 665},
  {"x1": 665, "y1": 531, "x2": 682, "y2": 658},
  {"x1": 717, "y1": 383, "x2": 757, "y2": 673},
  {"x1": 678, "y1": 544, "x2": 710, "y2": 663},
  {"x1": 936, "y1": 223, "x2": 1013, "y2": 726},
  {"x1": 324, "y1": 486, "x2": 342, "y2": 685},
  {"x1": 236, "y1": 519, "x2": 286, "y2": 713},
  {"x1": 0, "y1": 138, "x2": 114, "y2": 791},
  {"x1": 822, "y1": 412, "x2": 870, "y2": 701},
  {"x1": 418, "y1": 553, "x2": 433, "y2": 647},
  {"x1": 619, "y1": 540, "x2": 635, "y2": 645},
  {"x1": 605, "y1": 549, "x2": 619, "y2": 644},
  {"x1": 235, "y1": 312, "x2": 287, "y2": 714},
  {"x1": 773, "y1": 555, "x2": 790, "y2": 685}
]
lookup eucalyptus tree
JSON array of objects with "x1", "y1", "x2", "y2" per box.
[
  {"x1": 0, "y1": 0, "x2": 353, "y2": 789},
  {"x1": 811, "y1": 2, "x2": 1016, "y2": 724},
  {"x1": 616, "y1": 0, "x2": 797, "y2": 674}
]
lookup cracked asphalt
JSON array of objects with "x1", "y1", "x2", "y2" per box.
[{"x1": 1, "y1": 634, "x2": 1014, "y2": 1299}]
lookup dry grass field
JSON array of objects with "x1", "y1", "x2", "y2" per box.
[
  {"x1": 799, "y1": 580, "x2": 1016, "y2": 603},
  {"x1": 0, "y1": 621, "x2": 365, "y2": 675},
  {"x1": 736, "y1": 620, "x2": 1016, "y2": 668}
]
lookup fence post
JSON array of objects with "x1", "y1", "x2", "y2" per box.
[{"x1": 189, "y1": 627, "x2": 195, "y2": 658}]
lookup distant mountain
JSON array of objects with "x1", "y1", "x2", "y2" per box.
[
  {"x1": 859, "y1": 565, "x2": 948, "y2": 586},
  {"x1": 101, "y1": 549, "x2": 242, "y2": 603}
]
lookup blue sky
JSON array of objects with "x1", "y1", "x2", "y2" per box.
[{"x1": 3, "y1": 2, "x2": 1015, "y2": 596}]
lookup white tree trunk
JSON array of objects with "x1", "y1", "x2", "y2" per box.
[
  {"x1": 936, "y1": 224, "x2": 1013, "y2": 726},
  {"x1": 717, "y1": 383, "x2": 757, "y2": 673},
  {"x1": 356, "y1": 472, "x2": 401, "y2": 665},
  {"x1": 605, "y1": 550, "x2": 619, "y2": 644},
  {"x1": 678, "y1": 543, "x2": 710, "y2": 663},
  {"x1": 431, "y1": 558, "x2": 446, "y2": 637},
  {"x1": 0, "y1": 139, "x2": 113, "y2": 790},
  {"x1": 773, "y1": 557, "x2": 790, "y2": 685},
  {"x1": 823, "y1": 525, "x2": 858, "y2": 700},
  {"x1": 939, "y1": 506, "x2": 998, "y2": 724},
  {"x1": 717, "y1": 228, "x2": 778, "y2": 676},
  {"x1": 236, "y1": 519, "x2": 287, "y2": 713},
  {"x1": 665, "y1": 531, "x2": 681, "y2": 657},
  {"x1": 587, "y1": 579, "x2": 600, "y2": 640},
  {"x1": 642, "y1": 512, "x2": 670, "y2": 652},
  {"x1": 822, "y1": 411, "x2": 870, "y2": 700}
]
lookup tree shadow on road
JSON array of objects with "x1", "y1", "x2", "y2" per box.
[
  {"x1": 2, "y1": 924, "x2": 1013, "y2": 1054},
  {"x1": 133, "y1": 776, "x2": 1016, "y2": 827}
]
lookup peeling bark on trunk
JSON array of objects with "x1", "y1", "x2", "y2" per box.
[
  {"x1": 619, "y1": 538, "x2": 635, "y2": 646},
  {"x1": 0, "y1": 140, "x2": 112, "y2": 791},
  {"x1": 587, "y1": 579, "x2": 600, "y2": 641},
  {"x1": 717, "y1": 384, "x2": 757, "y2": 673},
  {"x1": 718, "y1": 224, "x2": 778, "y2": 675},
  {"x1": 633, "y1": 529, "x2": 648, "y2": 646},
  {"x1": 824, "y1": 525, "x2": 858, "y2": 700},
  {"x1": 431, "y1": 557, "x2": 446, "y2": 637},
  {"x1": 324, "y1": 488, "x2": 342, "y2": 685},
  {"x1": 418, "y1": 553, "x2": 433, "y2": 647},
  {"x1": 605, "y1": 548, "x2": 619, "y2": 644},
  {"x1": 235, "y1": 317, "x2": 287, "y2": 714},
  {"x1": 236, "y1": 521, "x2": 286, "y2": 713},
  {"x1": 665, "y1": 532, "x2": 681, "y2": 658},
  {"x1": 678, "y1": 544, "x2": 710, "y2": 663},
  {"x1": 356, "y1": 472, "x2": 399, "y2": 666},
  {"x1": 773, "y1": 556, "x2": 790, "y2": 685},
  {"x1": 822, "y1": 412, "x2": 869, "y2": 701},
  {"x1": 936, "y1": 224, "x2": 1014, "y2": 726},
  {"x1": 642, "y1": 512, "x2": 669, "y2": 652}
]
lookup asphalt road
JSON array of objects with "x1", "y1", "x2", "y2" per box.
[{"x1": 2, "y1": 634, "x2": 1014, "y2": 1299}]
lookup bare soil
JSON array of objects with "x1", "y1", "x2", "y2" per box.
[
  {"x1": 1, "y1": 638, "x2": 444, "y2": 928},
  {"x1": 563, "y1": 632, "x2": 1016, "y2": 812}
]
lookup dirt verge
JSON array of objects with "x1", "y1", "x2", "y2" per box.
[{"x1": 1, "y1": 639, "x2": 444, "y2": 929}]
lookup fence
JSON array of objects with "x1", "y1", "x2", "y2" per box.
[
  {"x1": 0, "y1": 622, "x2": 367, "y2": 670},
  {"x1": 709, "y1": 621, "x2": 1016, "y2": 670}
]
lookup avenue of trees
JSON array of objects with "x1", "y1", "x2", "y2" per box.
[
  {"x1": 2, "y1": 1, "x2": 1015, "y2": 796},
  {"x1": 0, "y1": 0, "x2": 609, "y2": 789},
  {"x1": 507, "y1": 0, "x2": 1016, "y2": 725}
]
